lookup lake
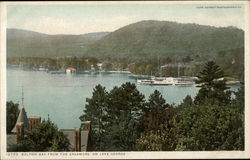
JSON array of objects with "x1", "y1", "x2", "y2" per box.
[{"x1": 7, "y1": 69, "x2": 240, "y2": 129}]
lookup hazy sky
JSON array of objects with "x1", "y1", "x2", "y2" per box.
[{"x1": 7, "y1": 3, "x2": 245, "y2": 35}]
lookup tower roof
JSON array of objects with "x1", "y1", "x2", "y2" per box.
[{"x1": 11, "y1": 107, "x2": 29, "y2": 133}]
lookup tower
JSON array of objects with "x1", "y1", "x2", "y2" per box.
[
  {"x1": 11, "y1": 107, "x2": 29, "y2": 133},
  {"x1": 11, "y1": 87, "x2": 29, "y2": 133}
]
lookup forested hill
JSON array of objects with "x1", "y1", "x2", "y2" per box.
[
  {"x1": 7, "y1": 28, "x2": 109, "y2": 58},
  {"x1": 85, "y1": 20, "x2": 244, "y2": 62},
  {"x1": 7, "y1": 20, "x2": 244, "y2": 62}
]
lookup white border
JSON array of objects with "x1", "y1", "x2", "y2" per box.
[{"x1": 1, "y1": 1, "x2": 250, "y2": 159}]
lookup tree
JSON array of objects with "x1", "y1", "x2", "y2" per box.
[
  {"x1": 104, "y1": 82, "x2": 146, "y2": 151},
  {"x1": 107, "y1": 82, "x2": 146, "y2": 122},
  {"x1": 135, "y1": 128, "x2": 177, "y2": 151},
  {"x1": 9, "y1": 119, "x2": 70, "y2": 151},
  {"x1": 145, "y1": 90, "x2": 168, "y2": 113},
  {"x1": 179, "y1": 95, "x2": 193, "y2": 108},
  {"x1": 175, "y1": 99, "x2": 244, "y2": 151},
  {"x1": 232, "y1": 86, "x2": 244, "y2": 112},
  {"x1": 139, "y1": 90, "x2": 172, "y2": 131},
  {"x1": 79, "y1": 84, "x2": 108, "y2": 151},
  {"x1": 136, "y1": 109, "x2": 177, "y2": 151},
  {"x1": 136, "y1": 106, "x2": 177, "y2": 151},
  {"x1": 7, "y1": 101, "x2": 20, "y2": 134},
  {"x1": 182, "y1": 56, "x2": 193, "y2": 63},
  {"x1": 145, "y1": 64, "x2": 156, "y2": 75},
  {"x1": 136, "y1": 91, "x2": 177, "y2": 151},
  {"x1": 194, "y1": 61, "x2": 231, "y2": 104},
  {"x1": 79, "y1": 82, "x2": 146, "y2": 151}
]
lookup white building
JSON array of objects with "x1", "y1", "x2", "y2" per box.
[
  {"x1": 66, "y1": 67, "x2": 76, "y2": 74},
  {"x1": 97, "y1": 63, "x2": 103, "y2": 70}
]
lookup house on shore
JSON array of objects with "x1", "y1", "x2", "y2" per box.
[
  {"x1": 97, "y1": 63, "x2": 103, "y2": 70},
  {"x1": 66, "y1": 67, "x2": 76, "y2": 74}
]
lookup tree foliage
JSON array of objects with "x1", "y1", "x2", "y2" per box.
[
  {"x1": 135, "y1": 128, "x2": 177, "y2": 151},
  {"x1": 9, "y1": 119, "x2": 70, "y2": 151},
  {"x1": 7, "y1": 101, "x2": 20, "y2": 134},
  {"x1": 179, "y1": 95, "x2": 193, "y2": 108},
  {"x1": 145, "y1": 90, "x2": 168, "y2": 112},
  {"x1": 80, "y1": 82, "x2": 146, "y2": 151},
  {"x1": 195, "y1": 61, "x2": 231, "y2": 104},
  {"x1": 175, "y1": 98, "x2": 244, "y2": 151},
  {"x1": 80, "y1": 64, "x2": 244, "y2": 151},
  {"x1": 79, "y1": 84, "x2": 108, "y2": 151},
  {"x1": 104, "y1": 82, "x2": 146, "y2": 151},
  {"x1": 135, "y1": 90, "x2": 177, "y2": 151}
]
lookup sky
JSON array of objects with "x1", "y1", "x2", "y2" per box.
[{"x1": 7, "y1": 3, "x2": 245, "y2": 35}]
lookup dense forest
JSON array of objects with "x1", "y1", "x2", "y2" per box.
[
  {"x1": 85, "y1": 20, "x2": 243, "y2": 62},
  {"x1": 7, "y1": 28, "x2": 109, "y2": 58},
  {"x1": 7, "y1": 21, "x2": 244, "y2": 61}
]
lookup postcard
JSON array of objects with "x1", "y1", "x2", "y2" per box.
[{"x1": 0, "y1": 1, "x2": 250, "y2": 159}]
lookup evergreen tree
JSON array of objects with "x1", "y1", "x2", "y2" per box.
[
  {"x1": 139, "y1": 90, "x2": 172, "y2": 131},
  {"x1": 105, "y1": 82, "x2": 146, "y2": 151},
  {"x1": 136, "y1": 91, "x2": 177, "y2": 151},
  {"x1": 145, "y1": 90, "x2": 168, "y2": 112},
  {"x1": 79, "y1": 84, "x2": 108, "y2": 151},
  {"x1": 179, "y1": 95, "x2": 193, "y2": 108},
  {"x1": 194, "y1": 61, "x2": 231, "y2": 104},
  {"x1": 6, "y1": 101, "x2": 20, "y2": 134},
  {"x1": 233, "y1": 86, "x2": 244, "y2": 112}
]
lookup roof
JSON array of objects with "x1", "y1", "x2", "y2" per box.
[
  {"x1": 66, "y1": 67, "x2": 76, "y2": 70},
  {"x1": 82, "y1": 121, "x2": 91, "y2": 124},
  {"x1": 28, "y1": 116, "x2": 41, "y2": 119},
  {"x1": 11, "y1": 107, "x2": 29, "y2": 133},
  {"x1": 61, "y1": 129, "x2": 89, "y2": 151}
]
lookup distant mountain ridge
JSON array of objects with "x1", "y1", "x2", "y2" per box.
[
  {"x1": 7, "y1": 28, "x2": 110, "y2": 58},
  {"x1": 7, "y1": 20, "x2": 244, "y2": 60},
  {"x1": 85, "y1": 20, "x2": 244, "y2": 61}
]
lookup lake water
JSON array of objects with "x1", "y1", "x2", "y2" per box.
[{"x1": 7, "y1": 69, "x2": 240, "y2": 129}]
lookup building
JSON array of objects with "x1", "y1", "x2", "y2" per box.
[
  {"x1": 38, "y1": 66, "x2": 47, "y2": 71},
  {"x1": 7, "y1": 107, "x2": 91, "y2": 151},
  {"x1": 61, "y1": 121, "x2": 92, "y2": 151},
  {"x1": 11, "y1": 107, "x2": 29, "y2": 133},
  {"x1": 97, "y1": 63, "x2": 103, "y2": 70},
  {"x1": 90, "y1": 65, "x2": 95, "y2": 71},
  {"x1": 7, "y1": 107, "x2": 41, "y2": 149},
  {"x1": 66, "y1": 67, "x2": 76, "y2": 74}
]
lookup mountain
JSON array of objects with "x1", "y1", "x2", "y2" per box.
[
  {"x1": 85, "y1": 20, "x2": 244, "y2": 62},
  {"x1": 7, "y1": 28, "x2": 110, "y2": 58},
  {"x1": 7, "y1": 20, "x2": 244, "y2": 61}
]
